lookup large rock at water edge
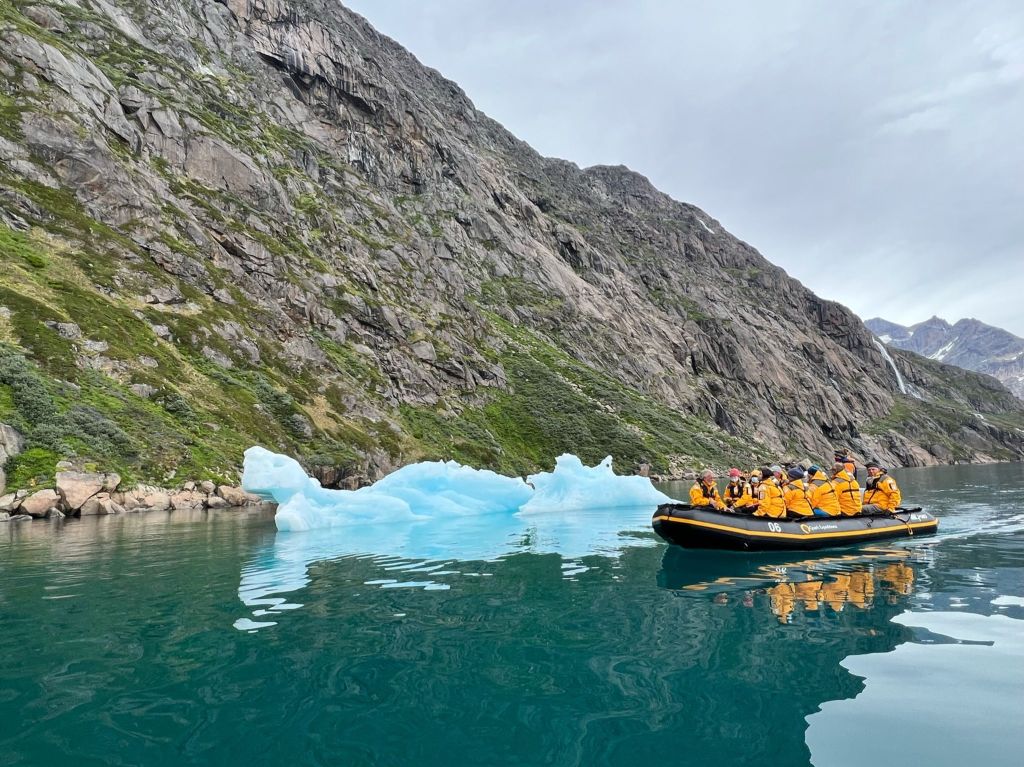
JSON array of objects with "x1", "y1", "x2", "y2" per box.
[
  {"x1": 20, "y1": 489, "x2": 61, "y2": 518},
  {"x1": 170, "y1": 490, "x2": 205, "y2": 509},
  {"x1": 216, "y1": 485, "x2": 253, "y2": 506},
  {"x1": 56, "y1": 471, "x2": 105, "y2": 510},
  {"x1": 0, "y1": 492, "x2": 22, "y2": 512},
  {"x1": 80, "y1": 492, "x2": 124, "y2": 516}
]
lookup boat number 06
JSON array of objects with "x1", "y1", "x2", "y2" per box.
[{"x1": 767, "y1": 522, "x2": 783, "y2": 533}]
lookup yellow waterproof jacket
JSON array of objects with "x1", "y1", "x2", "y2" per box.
[
  {"x1": 690, "y1": 481, "x2": 724, "y2": 509},
  {"x1": 808, "y1": 470, "x2": 841, "y2": 516},
  {"x1": 832, "y1": 470, "x2": 862, "y2": 516},
  {"x1": 864, "y1": 474, "x2": 901, "y2": 511},
  {"x1": 753, "y1": 478, "x2": 786, "y2": 518},
  {"x1": 783, "y1": 479, "x2": 814, "y2": 517},
  {"x1": 724, "y1": 480, "x2": 755, "y2": 508}
]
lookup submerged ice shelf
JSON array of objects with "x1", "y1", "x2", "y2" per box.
[{"x1": 242, "y1": 447, "x2": 674, "y2": 533}]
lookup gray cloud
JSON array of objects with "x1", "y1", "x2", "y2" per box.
[{"x1": 345, "y1": 0, "x2": 1024, "y2": 335}]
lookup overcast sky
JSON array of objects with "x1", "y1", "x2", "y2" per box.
[{"x1": 345, "y1": 1, "x2": 1024, "y2": 335}]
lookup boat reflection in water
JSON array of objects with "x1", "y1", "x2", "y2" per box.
[{"x1": 657, "y1": 544, "x2": 921, "y2": 623}]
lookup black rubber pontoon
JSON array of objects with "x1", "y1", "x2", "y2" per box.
[{"x1": 652, "y1": 504, "x2": 938, "y2": 552}]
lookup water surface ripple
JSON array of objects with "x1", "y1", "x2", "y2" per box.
[{"x1": 1, "y1": 463, "x2": 1021, "y2": 766}]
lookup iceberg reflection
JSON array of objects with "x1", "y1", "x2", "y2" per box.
[{"x1": 235, "y1": 507, "x2": 659, "y2": 630}]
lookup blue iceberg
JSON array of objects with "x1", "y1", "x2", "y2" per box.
[
  {"x1": 522, "y1": 454, "x2": 672, "y2": 514},
  {"x1": 242, "y1": 446, "x2": 673, "y2": 533},
  {"x1": 243, "y1": 446, "x2": 534, "y2": 532},
  {"x1": 235, "y1": 448, "x2": 675, "y2": 630}
]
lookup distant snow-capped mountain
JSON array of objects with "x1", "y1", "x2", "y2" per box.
[{"x1": 866, "y1": 316, "x2": 1024, "y2": 399}]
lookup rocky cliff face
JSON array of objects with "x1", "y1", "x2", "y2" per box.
[
  {"x1": 1, "y1": 0, "x2": 1022, "y2": 491},
  {"x1": 867, "y1": 317, "x2": 1024, "y2": 400}
]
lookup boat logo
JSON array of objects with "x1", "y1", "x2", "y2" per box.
[{"x1": 801, "y1": 523, "x2": 839, "y2": 533}]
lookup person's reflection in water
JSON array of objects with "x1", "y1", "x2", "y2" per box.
[
  {"x1": 878, "y1": 562, "x2": 914, "y2": 602},
  {"x1": 655, "y1": 548, "x2": 913, "y2": 624},
  {"x1": 766, "y1": 565, "x2": 899, "y2": 623},
  {"x1": 768, "y1": 582, "x2": 797, "y2": 623},
  {"x1": 819, "y1": 574, "x2": 851, "y2": 613}
]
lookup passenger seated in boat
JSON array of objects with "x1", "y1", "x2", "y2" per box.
[
  {"x1": 736, "y1": 469, "x2": 761, "y2": 514},
  {"x1": 808, "y1": 465, "x2": 841, "y2": 517},
  {"x1": 782, "y1": 467, "x2": 815, "y2": 518},
  {"x1": 753, "y1": 466, "x2": 786, "y2": 518},
  {"x1": 861, "y1": 461, "x2": 901, "y2": 514},
  {"x1": 723, "y1": 468, "x2": 755, "y2": 512},
  {"x1": 831, "y1": 462, "x2": 862, "y2": 516},
  {"x1": 833, "y1": 447, "x2": 857, "y2": 477},
  {"x1": 689, "y1": 469, "x2": 725, "y2": 510}
]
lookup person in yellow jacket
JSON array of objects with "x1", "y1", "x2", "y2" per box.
[
  {"x1": 689, "y1": 469, "x2": 725, "y2": 510},
  {"x1": 723, "y1": 468, "x2": 756, "y2": 512},
  {"x1": 831, "y1": 462, "x2": 862, "y2": 516},
  {"x1": 862, "y1": 461, "x2": 901, "y2": 514},
  {"x1": 739, "y1": 469, "x2": 762, "y2": 514},
  {"x1": 807, "y1": 465, "x2": 841, "y2": 517},
  {"x1": 753, "y1": 465, "x2": 786, "y2": 518},
  {"x1": 783, "y1": 466, "x2": 815, "y2": 517}
]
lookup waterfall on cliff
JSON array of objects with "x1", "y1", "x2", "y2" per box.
[{"x1": 873, "y1": 338, "x2": 908, "y2": 395}]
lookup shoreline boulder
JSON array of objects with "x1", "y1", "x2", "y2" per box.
[
  {"x1": 20, "y1": 489, "x2": 61, "y2": 518},
  {"x1": 56, "y1": 471, "x2": 105, "y2": 511}
]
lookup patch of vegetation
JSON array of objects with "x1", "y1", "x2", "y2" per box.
[
  {"x1": 479, "y1": 277, "x2": 564, "y2": 319},
  {"x1": 0, "y1": 346, "x2": 133, "y2": 487},
  {"x1": 862, "y1": 400, "x2": 916, "y2": 436},
  {"x1": 400, "y1": 317, "x2": 764, "y2": 475},
  {"x1": 5, "y1": 447, "x2": 59, "y2": 490},
  {"x1": 0, "y1": 90, "x2": 26, "y2": 141},
  {"x1": 0, "y1": 226, "x2": 47, "y2": 269},
  {"x1": 317, "y1": 336, "x2": 386, "y2": 391}
]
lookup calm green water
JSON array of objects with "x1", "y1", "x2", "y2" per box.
[{"x1": 2, "y1": 463, "x2": 1022, "y2": 766}]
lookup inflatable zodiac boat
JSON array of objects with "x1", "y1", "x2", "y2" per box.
[{"x1": 652, "y1": 504, "x2": 938, "y2": 551}]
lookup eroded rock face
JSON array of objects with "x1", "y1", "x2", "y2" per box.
[{"x1": 0, "y1": 0, "x2": 1020, "y2": 479}]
